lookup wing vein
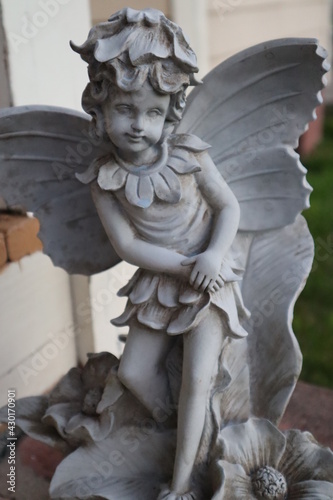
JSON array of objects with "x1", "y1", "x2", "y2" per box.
[
  {"x1": 239, "y1": 195, "x2": 304, "y2": 202},
  {"x1": 206, "y1": 91, "x2": 301, "y2": 143},
  {"x1": 213, "y1": 120, "x2": 289, "y2": 163},
  {"x1": 0, "y1": 131, "x2": 84, "y2": 142},
  {"x1": 1, "y1": 155, "x2": 75, "y2": 163},
  {"x1": 186, "y1": 62, "x2": 300, "y2": 133},
  {"x1": 228, "y1": 168, "x2": 291, "y2": 183}
]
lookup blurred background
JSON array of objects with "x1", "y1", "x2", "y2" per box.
[{"x1": 0, "y1": 0, "x2": 332, "y2": 407}]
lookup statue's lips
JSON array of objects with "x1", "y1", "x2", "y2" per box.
[{"x1": 126, "y1": 134, "x2": 145, "y2": 142}]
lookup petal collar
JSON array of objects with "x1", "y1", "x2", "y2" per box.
[{"x1": 96, "y1": 138, "x2": 203, "y2": 208}]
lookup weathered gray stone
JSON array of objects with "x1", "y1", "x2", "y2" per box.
[{"x1": 0, "y1": 7, "x2": 331, "y2": 500}]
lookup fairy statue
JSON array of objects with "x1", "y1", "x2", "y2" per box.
[{"x1": 1, "y1": 7, "x2": 332, "y2": 500}]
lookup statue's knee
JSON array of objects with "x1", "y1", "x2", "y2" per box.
[{"x1": 118, "y1": 363, "x2": 137, "y2": 392}]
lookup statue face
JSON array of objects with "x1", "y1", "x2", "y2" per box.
[{"x1": 103, "y1": 82, "x2": 170, "y2": 163}]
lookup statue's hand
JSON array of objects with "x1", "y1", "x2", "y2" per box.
[
  {"x1": 181, "y1": 251, "x2": 223, "y2": 292},
  {"x1": 208, "y1": 276, "x2": 225, "y2": 293}
]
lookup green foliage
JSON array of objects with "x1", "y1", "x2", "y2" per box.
[{"x1": 294, "y1": 108, "x2": 333, "y2": 388}]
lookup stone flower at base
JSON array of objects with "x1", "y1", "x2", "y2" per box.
[
  {"x1": 42, "y1": 352, "x2": 119, "y2": 446},
  {"x1": 213, "y1": 418, "x2": 333, "y2": 499}
]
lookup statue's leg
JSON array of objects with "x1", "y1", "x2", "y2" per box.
[
  {"x1": 118, "y1": 320, "x2": 174, "y2": 416},
  {"x1": 170, "y1": 308, "x2": 224, "y2": 495}
]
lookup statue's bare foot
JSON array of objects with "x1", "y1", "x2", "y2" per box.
[{"x1": 157, "y1": 485, "x2": 197, "y2": 500}]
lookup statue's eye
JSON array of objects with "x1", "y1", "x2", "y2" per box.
[
  {"x1": 147, "y1": 109, "x2": 162, "y2": 118},
  {"x1": 115, "y1": 105, "x2": 132, "y2": 116}
]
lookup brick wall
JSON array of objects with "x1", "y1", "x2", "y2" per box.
[{"x1": 0, "y1": 213, "x2": 43, "y2": 271}]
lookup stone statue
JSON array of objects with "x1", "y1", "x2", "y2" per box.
[{"x1": 0, "y1": 8, "x2": 332, "y2": 500}]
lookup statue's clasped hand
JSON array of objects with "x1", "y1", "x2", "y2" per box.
[{"x1": 181, "y1": 252, "x2": 224, "y2": 293}]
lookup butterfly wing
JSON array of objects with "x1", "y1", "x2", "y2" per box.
[
  {"x1": 242, "y1": 215, "x2": 314, "y2": 423},
  {"x1": 0, "y1": 105, "x2": 120, "y2": 274},
  {"x1": 177, "y1": 38, "x2": 328, "y2": 231},
  {"x1": 177, "y1": 38, "x2": 328, "y2": 423}
]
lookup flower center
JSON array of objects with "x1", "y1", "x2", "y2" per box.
[{"x1": 251, "y1": 466, "x2": 287, "y2": 500}]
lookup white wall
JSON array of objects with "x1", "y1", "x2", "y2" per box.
[
  {"x1": 171, "y1": 0, "x2": 209, "y2": 77},
  {"x1": 2, "y1": 0, "x2": 91, "y2": 110},
  {"x1": 0, "y1": 0, "x2": 92, "y2": 406},
  {"x1": 206, "y1": 0, "x2": 332, "y2": 70},
  {"x1": 89, "y1": 262, "x2": 136, "y2": 355},
  {"x1": 0, "y1": 254, "x2": 76, "y2": 405}
]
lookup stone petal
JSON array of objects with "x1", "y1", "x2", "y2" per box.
[
  {"x1": 111, "y1": 301, "x2": 136, "y2": 326},
  {"x1": 76, "y1": 159, "x2": 99, "y2": 184},
  {"x1": 167, "y1": 294, "x2": 210, "y2": 335},
  {"x1": 42, "y1": 402, "x2": 82, "y2": 440},
  {"x1": 125, "y1": 7, "x2": 144, "y2": 23},
  {"x1": 280, "y1": 430, "x2": 333, "y2": 484},
  {"x1": 158, "y1": 489, "x2": 197, "y2": 500},
  {"x1": 167, "y1": 150, "x2": 200, "y2": 174},
  {"x1": 137, "y1": 299, "x2": 171, "y2": 330},
  {"x1": 129, "y1": 272, "x2": 159, "y2": 304},
  {"x1": 151, "y1": 168, "x2": 181, "y2": 203},
  {"x1": 218, "y1": 418, "x2": 286, "y2": 475},
  {"x1": 0, "y1": 396, "x2": 70, "y2": 452},
  {"x1": 141, "y1": 8, "x2": 163, "y2": 25},
  {"x1": 168, "y1": 134, "x2": 210, "y2": 152},
  {"x1": 66, "y1": 409, "x2": 113, "y2": 442},
  {"x1": 111, "y1": 166, "x2": 128, "y2": 189},
  {"x1": 125, "y1": 173, "x2": 149, "y2": 207},
  {"x1": 137, "y1": 175, "x2": 155, "y2": 207},
  {"x1": 125, "y1": 7, "x2": 162, "y2": 25},
  {"x1": 212, "y1": 460, "x2": 256, "y2": 500},
  {"x1": 288, "y1": 480, "x2": 333, "y2": 499},
  {"x1": 166, "y1": 153, "x2": 187, "y2": 172},
  {"x1": 98, "y1": 163, "x2": 127, "y2": 190},
  {"x1": 117, "y1": 268, "x2": 142, "y2": 297},
  {"x1": 151, "y1": 172, "x2": 173, "y2": 202},
  {"x1": 50, "y1": 427, "x2": 175, "y2": 499},
  {"x1": 157, "y1": 275, "x2": 179, "y2": 307},
  {"x1": 128, "y1": 28, "x2": 169, "y2": 64},
  {"x1": 178, "y1": 286, "x2": 202, "y2": 305},
  {"x1": 241, "y1": 216, "x2": 312, "y2": 423},
  {"x1": 95, "y1": 29, "x2": 131, "y2": 62},
  {"x1": 161, "y1": 167, "x2": 182, "y2": 200},
  {"x1": 173, "y1": 32, "x2": 198, "y2": 69}
]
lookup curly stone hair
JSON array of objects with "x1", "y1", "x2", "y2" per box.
[{"x1": 71, "y1": 7, "x2": 201, "y2": 141}]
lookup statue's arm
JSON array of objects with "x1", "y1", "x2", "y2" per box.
[
  {"x1": 91, "y1": 181, "x2": 190, "y2": 277},
  {"x1": 182, "y1": 152, "x2": 240, "y2": 291},
  {"x1": 198, "y1": 151, "x2": 240, "y2": 257}
]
